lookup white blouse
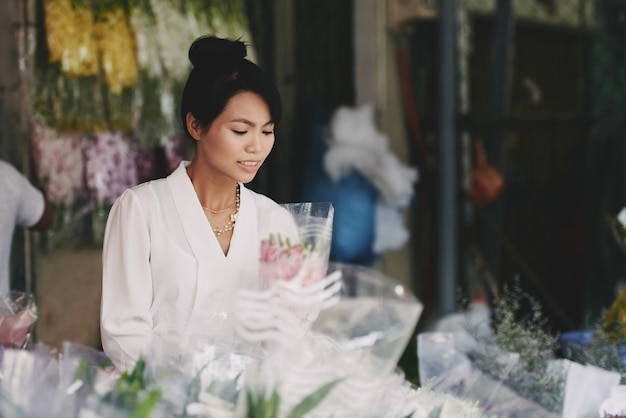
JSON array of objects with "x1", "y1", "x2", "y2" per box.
[{"x1": 100, "y1": 161, "x2": 298, "y2": 370}]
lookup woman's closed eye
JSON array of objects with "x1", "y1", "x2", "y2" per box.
[{"x1": 232, "y1": 129, "x2": 273, "y2": 136}]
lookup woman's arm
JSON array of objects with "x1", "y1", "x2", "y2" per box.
[{"x1": 100, "y1": 189, "x2": 154, "y2": 371}]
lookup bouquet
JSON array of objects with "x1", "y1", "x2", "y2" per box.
[
  {"x1": 0, "y1": 292, "x2": 38, "y2": 349},
  {"x1": 420, "y1": 282, "x2": 625, "y2": 417},
  {"x1": 259, "y1": 202, "x2": 334, "y2": 289},
  {"x1": 237, "y1": 259, "x2": 426, "y2": 417},
  {"x1": 254, "y1": 202, "x2": 335, "y2": 334}
]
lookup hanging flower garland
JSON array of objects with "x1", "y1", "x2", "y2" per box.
[
  {"x1": 130, "y1": 0, "x2": 173, "y2": 148},
  {"x1": 94, "y1": 1, "x2": 138, "y2": 95},
  {"x1": 31, "y1": 123, "x2": 87, "y2": 249},
  {"x1": 31, "y1": 123, "x2": 85, "y2": 208},
  {"x1": 148, "y1": 0, "x2": 199, "y2": 83},
  {"x1": 43, "y1": 0, "x2": 99, "y2": 77},
  {"x1": 33, "y1": 0, "x2": 253, "y2": 247},
  {"x1": 83, "y1": 131, "x2": 138, "y2": 207}
]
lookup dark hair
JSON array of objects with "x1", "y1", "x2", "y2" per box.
[{"x1": 180, "y1": 36, "x2": 282, "y2": 141}]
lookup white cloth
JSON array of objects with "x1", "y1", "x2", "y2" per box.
[
  {"x1": 100, "y1": 161, "x2": 298, "y2": 370},
  {"x1": 0, "y1": 161, "x2": 45, "y2": 294},
  {"x1": 322, "y1": 104, "x2": 417, "y2": 255}
]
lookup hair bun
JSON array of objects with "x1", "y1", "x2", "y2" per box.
[{"x1": 188, "y1": 36, "x2": 247, "y2": 67}]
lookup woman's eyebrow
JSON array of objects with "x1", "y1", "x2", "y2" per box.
[{"x1": 230, "y1": 118, "x2": 274, "y2": 127}]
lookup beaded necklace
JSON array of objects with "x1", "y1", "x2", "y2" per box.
[{"x1": 203, "y1": 184, "x2": 240, "y2": 236}]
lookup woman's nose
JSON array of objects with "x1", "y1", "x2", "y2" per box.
[{"x1": 245, "y1": 131, "x2": 262, "y2": 153}]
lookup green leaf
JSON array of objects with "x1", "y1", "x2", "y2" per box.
[
  {"x1": 264, "y1": 388, "x2": 281, "y2": 418},
  {"x1": 246, "y1": 391, "x2": 264, "y2": 418},
  {"x1": 245, "y1": 391, "x2": 256, "y2": 418},
  {"x1": 72, "y1": 359, "x2": 89, "y2": 381},
  {"x1": 285, "y1": 378, "x2": 343, "y2": 418},
  {"x1": 427, "y1": 405, "x2": 443, "y2": 418},
  {"x1": 129, "y1": 390, "x2": 161, "y2": 418}
]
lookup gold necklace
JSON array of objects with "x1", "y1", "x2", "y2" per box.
[
  {"x1": 202, "y1": 203, "x2": 234, "y2": 214},
  {"x1": 209, "y1": 184, "x2": 240, "y2": 236},
  {"x1": 202, "y1": 186, "x2": 238, "y2": 214}
]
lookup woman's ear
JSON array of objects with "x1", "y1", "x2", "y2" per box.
[{"x1": 186, "y1": 112, "x2": 202, "y2": 141}]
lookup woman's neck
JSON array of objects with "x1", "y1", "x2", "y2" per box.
[{"x1": 186, "y1": 162, "x2": 238, "y2": 211}]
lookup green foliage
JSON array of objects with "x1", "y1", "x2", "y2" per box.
[
  {"x1": 491, "y1": 282, "x2": 559, "y2": 374},
  {"x1": 285, "y1": 379, "x2": 342, "y2": 418},
  {"x1": 245, "y1": 378, "x2": 343, "y2": 418},
  {"x1": 426, "y1": 405, "x2": 443, "y2": 418},
  {"x1": 101, "y1": 357, "x2": 161, "y2": 417},
  {"x1": 467, "y1": 281, "x2": 565, "y2": 414},
  {"x1": 245, "y1": 387, "x2": 280, "y2": 418},
  {"x1": 562, "y1": 319, "x2": 626, "y2": 384}
]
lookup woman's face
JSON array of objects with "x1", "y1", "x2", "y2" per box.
[{"x1": 189, "y1": 91, "x2": 275, "y2": 184}]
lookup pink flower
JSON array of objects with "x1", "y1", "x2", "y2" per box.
[
  {"x1": 31, "y1": 124, "x2": 85, "y2": 207},
  {"x1": 260, "y1": 239, "x2": 280, "y2": 263},
  {"x1": 135, "y1": 146, "x2": 155, "y2": 183},
  {"x1": 84, "y1": 131, "x2": 138, "y2": 205},
  {"x1": 259, "y1": 234, "x2": 326, "y2": 288}
]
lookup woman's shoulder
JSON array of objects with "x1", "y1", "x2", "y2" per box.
[
  {"x1": 241, "y1": 186, "x2": 292, "y2": 220},
  {"x1": 241, "y1": 185, "x2": 298, "y2": 232},
  {"x1": 242, "y1": 185, "x2": 280, "y2": 208},
  {"x1": 113, "y1": 177, "x2": 169, "y2": 208}
]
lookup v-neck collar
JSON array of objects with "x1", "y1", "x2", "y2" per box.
[
  {"x1": 165, "y1": 162, "x2": 263, "y2": 310},
  {"x1": 166, "y1": 161, "x2": 258, "y2": 262}
]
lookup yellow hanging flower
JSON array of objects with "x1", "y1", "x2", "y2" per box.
[
  {"x1": 43, "y1": 0, "x2": 98, "y2": 76},
  {"x1": 95, "y1": 7, "x2": 138, "y2": 94}
]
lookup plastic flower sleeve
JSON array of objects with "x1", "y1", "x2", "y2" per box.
[
  {"x1": 0, "y1": 345, "x2": 64, "y2": 417},
  {"x1": 312, "y1": 263, "x2": 423, "y2": 375},
  {"x1": 147, "y1": 308, "x2": 262, "y2": 416},
  {"x1": 253, "y1": 202, "x2": 335, "y2": 336},
  {"x1": 561, "y1": 361, "x2": 621, "y2": 417},
  {"x1": 0, "y1": 292, "x2": 38, "y2": 349},
  {"x1": 417, "y1": 331, "x2": 562, "y2": 417},
  {"x1": 237, "y1": 261, "x2": 423, "y2": 417},
  {"x1": 59, "y1": 341, "x2": 116, "y2": 396},
  {"x1": 259, "y1": 202, "x2": 334, "y2": 289},
  {"x1": 598, "y1": 385, "x2": 626, "y2": 417}
]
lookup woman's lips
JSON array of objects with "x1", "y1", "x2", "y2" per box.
[{"x1": 238, "y1": 160, "x2": 260, "y2": 172}]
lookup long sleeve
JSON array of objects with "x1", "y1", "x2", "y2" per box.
[{"x1": 100, "y1": 189, "x2": 154, "y2": 371}]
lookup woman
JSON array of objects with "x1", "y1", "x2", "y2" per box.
[{"x1": 100, "y1": 36, "x2": 298, "y2": 370}]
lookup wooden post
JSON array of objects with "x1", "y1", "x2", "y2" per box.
[
  {"x1": 272, "y1": 0, "x2": 296, "y2": 202},
  {"x1": 480, "y1": 0, "x2": 515, "y2": 288}
]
